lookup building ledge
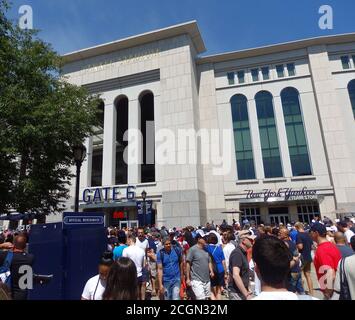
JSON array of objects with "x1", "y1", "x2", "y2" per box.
[
  {"x1": 236, "y1": 179, "x2": 259, "y2": 185},
  {"x1": 263, "y1": 178, "x2": 287, "y2": 183},
  {"x1": 290, "y1": 176, "x2": 316, "y2": 181}
]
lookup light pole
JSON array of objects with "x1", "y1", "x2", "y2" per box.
[
  {"x1": 141, "y1": 190, "x2": 147, "y2": 227},
  {"x1": 73, "y1": 144, "x2": 87, "y2": 213}
]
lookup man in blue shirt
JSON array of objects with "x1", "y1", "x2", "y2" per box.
[
  {"x1": 113, "y1": 231, "x2": 128, "y2": 261},
  {"x1": 157, "y1": 237, "x2": 183, "y2": 300}
]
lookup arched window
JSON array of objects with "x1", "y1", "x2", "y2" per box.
[
  {"x1": 348, "y1": 80, "x2": 355, "y2": 118},
  {"x1": 281, "y1": 87, "x2": 312, "y2": 176},
  {"x1": 255, "y1": 91, "x2": 283, "y2": 178},
  {"x1": 230, "y1": 94, "x2": 256, "y2": 180},
  {"x1": 91, "y1": 100, "x2": 105, "y2": 187},
  {"x1": 140, "y1": 91, "x2": 155, "y2": 183},
  {"x1": 115, "y1": 96, "x2": 128, "y2": 185}
]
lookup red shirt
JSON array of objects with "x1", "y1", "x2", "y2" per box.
[{"x1": 314, "y1": 241, "x2": 341, "y2": 283}]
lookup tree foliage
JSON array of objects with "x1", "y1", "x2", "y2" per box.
[{"x1": 0, "y1": 1, "x2": 101, "y2": 215}]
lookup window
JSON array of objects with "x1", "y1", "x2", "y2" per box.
[
  {"x1": 261, "y1": 67, "x2": 270, "y2": 80},
  {"x1": 255, "y1": 91, "x2": 283, "y2": 178},
  {"x1": 341, "y1": 56, "x2": 351, "y2": 70},
  {"x1": 287, "y1": 63, "x2": 296, "y2": 76},
  {"x1": 276, "y1": 64, "x2": 285, "y2": 78},
  {"x1": 115, "y1": 96, "x2": 129, "y2": 185},
  {"x1": 231, "y1": 94, "x2": 256, "y2": 180},
  {"x1": 348, "y1": 80, "x2": 355, "y2": 118},
  {"x1": 352, "y1": 55, "x2": 355, "y2": 68},
  {"x1": 241, "y1": 208, "x2": 261, "y2": 225},
  {"x1": 251, "y1": 68, "x2": 259, "y2": 82},
  {"x1": 281, "y1": 87, "x2": 312, "y2": 176},
  {"x1": 237, "y1": 71, "x2": 245, "y2": 84},
  {"x1": 268, "y1": 207, "x2": 289, "y2": 225},
  {"x1": 297, "y1": 204, "x2": 320, "y2": 224},
  {"x1": 91, "y1": 148, "x2": 103, "y2": 187},
  {"x1": 227, "y1": 72, "x2": 235, "y2": 85}
]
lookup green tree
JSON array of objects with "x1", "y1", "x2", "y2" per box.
[{"x1": 0, "y1": 1, "x2": 101, "y2": 217}]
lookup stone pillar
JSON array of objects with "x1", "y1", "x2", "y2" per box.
[
  {"x1": 80, "y1": 136, "x2": 93, "y2": 188},
  {"x1": 308, "y1": 45, "x2": 355, "y2": 210},
  {"x1": 273, "y1": 96, "x2": 293, "y2": 178},
  {"x1": 102, "y1": 103, "x2": 117, "y2": 186},
  {"x1": 128, "y1": 99, "x2": 142, "y2": 184}
]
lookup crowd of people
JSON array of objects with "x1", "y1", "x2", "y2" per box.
[
  {"x1": 81, "y1": 216, "x2": 355, "y2": 300},
  {"x1": 1, "y1": 215, "x2": 354, "y2": 301}
]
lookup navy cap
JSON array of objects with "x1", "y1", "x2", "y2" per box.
[{"x1": 310, "y1": 223, "x2": 327, "y2": 237}]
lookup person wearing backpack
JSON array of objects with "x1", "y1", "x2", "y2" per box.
[
  {"x1": 157, "y1": 237, "x2": 183, "y2": 300},
  {"x1": 333, "y1": 235, "x2": 355, "y2": 300},
  {"x1": 0, "y1": 234, "x2": 34, "y2": 300},
  {"x1": 204, "y1": 233, "x2": 227, "y2": 300}
]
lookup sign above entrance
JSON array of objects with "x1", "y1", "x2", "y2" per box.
[
  {"x1": 82, "y1": 186, "x2": 136, "y2": 204},
  {"x1": 243, "y1": 187, "x2": 318, "y2": 203}
]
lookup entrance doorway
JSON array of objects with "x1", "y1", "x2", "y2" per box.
[
  {"x1": 270, "y1": 215, "x2": 289, "y2": 225},
  {"x1": 268, "y1": 207, "x2": 290, "y2": 225},
  {"x1": 119, "y1": 220, "x2": 139, "y2": 229}
]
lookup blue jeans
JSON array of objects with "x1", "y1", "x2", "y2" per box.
[
  {"x1": 289, "y1": 272, "x2": 305, "y2": 294},
  {"x1": 164, "y1": 279, "x2": 181, "y2": 300}
]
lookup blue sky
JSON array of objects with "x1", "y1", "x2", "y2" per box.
[{"x1": 5, "y1": 0, "x2": 355, "y2": 56}]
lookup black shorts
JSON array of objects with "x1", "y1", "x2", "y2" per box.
[
  {"x1": 211, "y1": 272, "x2": 225, "y2": 287},
  {"x1": 138, "y1": 267, "x2": 148, "y2": 283}
]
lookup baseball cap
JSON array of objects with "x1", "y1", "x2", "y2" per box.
[
  {"x1": 310, "y1": 223, "x2": 327, "y2": 236},
  {"x1": 238, "y1": 230, "x2": 257, "y2": 240},
  {"x1": 195, "y1": 233, "x2": 204, "y2": 240},
  {"x1": 339, "y1": 221, "x2": 348, "y2": 228}
]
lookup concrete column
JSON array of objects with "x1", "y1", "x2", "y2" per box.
[
  {"x1": 260, "y1": 206, "x2": 269, "y2": 224},
  {"x1": 273, "y1": 96, "x2": 293, "y2": 178},
  {"x1": 248, "y1": 99, "x2": 264, "y2": 179},
  {"x1": 289, "y1": 205, "x2": 299, "y2": 222},
  {"x1": 128, "y1": 99, "x2": 142, "y2": 184},
  {"x1": 102, "y1": 103, "x2": 117, "y2": 186},
  {"x1": 80, "y1": 136, "x2": 93, "y2": 188}
]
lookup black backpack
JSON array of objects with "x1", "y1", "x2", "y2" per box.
[{"x1": 339, "y1": 258, "x2": 351, "y2": 300}]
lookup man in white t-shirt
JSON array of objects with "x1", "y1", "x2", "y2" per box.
[
  {"x1": 338, "y1": 221, "x2": 355, "y2": 245},
  {"x1": 252, "y1": 235, "x2": 318, "y2": 300},
  {"x1": 122, "y1": 234, "x2": 146, "y2": 300}
]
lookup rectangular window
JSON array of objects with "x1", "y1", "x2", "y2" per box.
[
  {"x1": 251, "y1": 68, "x2": 259, "y2": 82},
  {"x1": 241, "y1": 208, "x2": 261, "y2": 225},
  {"x1": 341, "y1": 56, "x2": 350, "y2": 70},
  {"x1": 287, "y1": 63, "x2": 296, "y2": 76},
  {"x1": 227, "y1": 72, "x2": 235, "y2": 85},
  {"x1": 261, "y1": 67, "x2": 270, "y2": 80},
  {"x1": 256, "y1": 92, "x2": 283, "y2": 178},
  {"x1": 237, "y1": 71, "x2": 245, "y2": 84},
  {"x1": 297, "y1": 205, "x2": 320, "y2": 224},
  {"x1": 91, "y1": 148, "x2": 103, "y2": 187},
  {"x1": 276, "y1": 64, "x2": 285, "y2": 78},
  {"x1": 352, "y1": 55, "x2": 355, "y2": 68},
  {"x1": 281, "y1": 88, "x2": 312, "y2": 176},
  {"x1": 231, "y1": 95, "x2": 256, "y2": 180}
]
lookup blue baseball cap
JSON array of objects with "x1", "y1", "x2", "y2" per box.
[{"x1": 310, "y1": 223, "x2": 327, "y2": 237}]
